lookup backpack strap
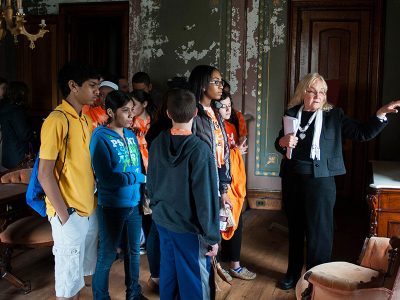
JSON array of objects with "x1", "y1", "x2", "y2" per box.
[{"x1": 53, "y1": 110, "x2": 69, "y2": 177}]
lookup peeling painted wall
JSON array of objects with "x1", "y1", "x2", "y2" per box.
[
  {"x1": 130, "y1": 0, "x2": 223, "y2": 92},
  {"x1": 129, "y1": 0, "x2": 288, "y2": 190}
]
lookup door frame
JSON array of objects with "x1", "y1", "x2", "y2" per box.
[
  {"x1": 58, "y1": 1, "x2": 129, "y2": 78},
  {"x1": 287, "y1": 0, "x2": 384, "y2": 114}
]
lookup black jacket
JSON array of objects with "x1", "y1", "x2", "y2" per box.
[
  {"x1": 275, "y1": 105, "x2": 387, "y2": 178},
  {"x1": 147, "y1": 130, "x2": 220, "y2": 245},
  {"x1": 192, "y1": 103, "x2": 231, "y2": 194}
]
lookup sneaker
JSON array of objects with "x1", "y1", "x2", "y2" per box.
[
  {"x1": 229, "y1": 267, "x2": 256, "y2": 280},
  {"x1": 217, "y1": 263, "x2": 233, "y2": 282},
  {"x1": 140, "y1": 246, "x2": 147, "y2": 255},
  {"x1": 147, "y1": 277, "x2": 159, "y2": 293}
]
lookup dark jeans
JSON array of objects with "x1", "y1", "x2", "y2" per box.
[
  {"x1": 92, "y1": 205, "x2": 142, "y2": 300},
  {"x1": 282, "y1": 172, "x2": 336, "y2": 280},
  {"x1": 220, "y1": 214, "x2": 243, "y2": 262},
  {"x1": 142, "y1": 214, "x2": 152, "y2": 245},
  {"x1": 146, "y1": 220, "x2": 160, "y2": 278}
]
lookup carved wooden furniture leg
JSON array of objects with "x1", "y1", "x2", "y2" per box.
[{"x1": 0, "y1": 243, "x2": 31, "y2": 294}]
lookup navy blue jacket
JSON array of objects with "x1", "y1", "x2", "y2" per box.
[
  {"x1": 147, "y1": 130, "x2": 220, "y2": 245},
  {"x1": 275, "y1": 105, "x2": 387, "y2": 178}
]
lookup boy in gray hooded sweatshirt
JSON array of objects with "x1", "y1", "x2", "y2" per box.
[{"x1": 147, "y1": 89, "x2": 220, "y2": 300}]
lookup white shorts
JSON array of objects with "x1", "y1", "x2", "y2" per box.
[{"x1": 49, "y1": 211, "x2": 98, "y2": 298}]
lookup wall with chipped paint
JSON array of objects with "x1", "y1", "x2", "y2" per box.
[
  {"x1": 129, "y1": 0, "x2": 224, "y2": 93},
  {"x1": 130, "y1": 0, "x2": 287, "y2": 191}
]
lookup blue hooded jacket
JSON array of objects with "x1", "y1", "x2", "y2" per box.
[{"x1": 90, "y1": 126, "x2": 145, "y2": 207}]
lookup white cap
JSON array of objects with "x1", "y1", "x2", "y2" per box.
[{"x1": 99, "y1": 80, "x2": 118, "y2": 90}]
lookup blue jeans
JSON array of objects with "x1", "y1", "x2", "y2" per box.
[
  {"x1": 157, "y1": 224, "x2": 211, "y2": 300},
  {"x1": 92, "y1": 205, "x2": 142, "y2": 300}
]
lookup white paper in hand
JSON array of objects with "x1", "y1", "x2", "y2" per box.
[{"x1": 283, "y1": 116, "x2": 299, "y2": 159}]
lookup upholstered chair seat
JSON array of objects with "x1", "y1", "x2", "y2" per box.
[
  {"x1": 296, "y1": 236, "x2": 400, "y2": 300},
  {"x1": 0, "y1": 216, "x2": 52, "y2": 246}
]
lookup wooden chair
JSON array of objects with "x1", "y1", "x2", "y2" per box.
[
  {"x1": 0, "y1": 168, "x2": 53, "y2": 294},
  {"x1": 296, "y1": 236, "x2": 400, "y2": 300}
]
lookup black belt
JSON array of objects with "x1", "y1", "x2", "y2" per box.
[{"x1": 67, "y1": 207, "x2": 76, "y2": 215}]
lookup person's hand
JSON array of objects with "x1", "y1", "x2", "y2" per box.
[
  {"x1": 239, "y1": 136, "x2": 247, "y2": 145},
  {"x1": 237, "y1": 137, "x2": 248, "y2": 155},
  {"x1": 206, "y1": 243, "x2": 219, "y2": 257},
  {"x1": 279, "y1": 133, "x2": 298, "y2": 149},
  {"x1": 376, "y1": 100, "x2": 400, "y2": 118},
  {"x1": 57, "y1": 209, "x2": 69, "y2": 225},
  {"x1": 221, "y1": 193, "x2": 232, "y2": 209}
]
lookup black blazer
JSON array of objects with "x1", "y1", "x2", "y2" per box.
[{"x1": 275, "y1": 105, "x2": 387, "y2": 178}]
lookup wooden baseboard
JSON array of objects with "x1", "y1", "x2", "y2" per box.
[{"x1": 247, "y1": 189, "x2": 282, "y2": 210}]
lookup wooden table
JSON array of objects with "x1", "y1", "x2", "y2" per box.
[
  {"x1": 0, "y1": 183, "x2": 29, "y2": 232},
  {"x1": 367, "y1": 161, "x2": 400, "y2": 237}
]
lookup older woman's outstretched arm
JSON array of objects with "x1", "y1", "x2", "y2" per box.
[{"x1": 376, "y1": 99, "x2": 400, "y2": 118}]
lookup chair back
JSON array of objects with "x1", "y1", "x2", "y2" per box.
[
  {"x1": 359, "y1": 236, "x2": 391, "y2": 273},
  {"x1": 388, "y1": 236, "x2": 400, "y2": 299}
]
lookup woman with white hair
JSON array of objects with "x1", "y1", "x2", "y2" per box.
[{"x1": 275, "y1": 72, "x2": 400, "y2": 290}]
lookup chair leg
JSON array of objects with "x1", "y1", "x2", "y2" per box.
[{"x1": 0, "y1": 244, "x2": 31, "y2": 294}]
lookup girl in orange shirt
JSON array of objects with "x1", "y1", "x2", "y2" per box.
[
  {"x1": 215, "y1": 91, "x2": 256, "y2": 281},
  {"x1": 129, "y1": 89, "x2": 157, "y2": 171}
]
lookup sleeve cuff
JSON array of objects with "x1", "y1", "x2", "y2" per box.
[
  {"x1": 376, "y1": 115, "x2": 387, "y2": 122},
  {"x1": 134, "y1": 173, "x2": 146, "y2": 184}
]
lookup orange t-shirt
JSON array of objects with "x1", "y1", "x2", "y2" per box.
[
  {"x1": 224, "y1": 111, "x2": 247, "y2": 148},
  {"x1": 82, "y1": 105, "x2": 108, "y2": 129},
  {"x1": 203, "y1": 106, "x2": 225, "y2": 168},
  {"x1": 224, "y1": 121, "x2": 239, "y2": 149},
  {"x1": 131, "y1": 115, "x2": 151, "y2": 171}
]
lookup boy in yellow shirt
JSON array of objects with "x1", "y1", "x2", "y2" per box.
[{"x1": 38, "y1": 62, "x2": 100, "y2": 299}]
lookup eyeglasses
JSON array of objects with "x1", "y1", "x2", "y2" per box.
[
  {"x1": 220, "y1": 103, "x2": 231, "y2": 109},
  {"x1": 209, "y1": 79, "x2": 225, "y2": 87},
  {"x1": 213, "y1": 101, "x2": 231, "y2": 109},
  {"x1": 306, "y1": 89, "x2": 326, "y2": 97}
]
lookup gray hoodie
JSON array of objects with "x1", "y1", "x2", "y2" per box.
[{"x1": 147, "y1": 130, "x2": 220, "y2": 245}]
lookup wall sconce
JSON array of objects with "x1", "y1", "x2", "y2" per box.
[{"x1": 0, "y1": 0, "x2": 48, "y2": 49}]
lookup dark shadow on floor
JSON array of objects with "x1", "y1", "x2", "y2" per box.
[{"x1": 332, "y1": 198, "x2": 371, "y2": 264}]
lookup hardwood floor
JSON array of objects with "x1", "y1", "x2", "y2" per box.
[{"x1": 0, "y1": 210, "x2": 297, "y2": 299}]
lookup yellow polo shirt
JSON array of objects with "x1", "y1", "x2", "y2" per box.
[{"x1": 40, "y1": 100, "x2": 95, "y2": 217}]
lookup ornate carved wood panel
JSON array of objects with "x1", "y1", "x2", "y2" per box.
[{"x1": 368, "y1": 188, "x2": 400, "y2": 237}]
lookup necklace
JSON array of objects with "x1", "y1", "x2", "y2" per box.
[{"x1": 298, "y1": 111, "x2": 317, "y2": 139}]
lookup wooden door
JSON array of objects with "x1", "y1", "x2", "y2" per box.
[
  {"x1": 288, "y1": 0, "x2": 384, "y2": 203},
  {"x1": 58, "y1": 2, "x2": 129, "y2": 78}
]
